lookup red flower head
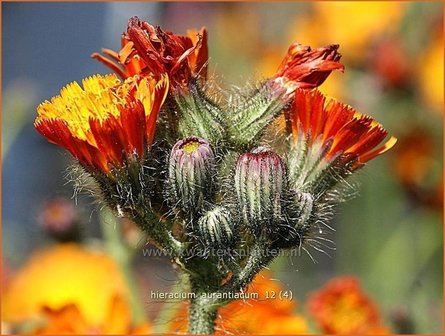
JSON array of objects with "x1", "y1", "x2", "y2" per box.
[
  {"x1": 92, "y1": 17, "x2": 208, "y2": 89},
  {"x1": 271, "y1": 43, "x2": 344, "y2": 98},
  {"x1": 287, "y1": 89, "x2": 396, "y2": 189},
  {"x1": 307, "y1": 277, "x2": 390, "y2": 334},
  {"x1": 35, "y1": 74, "x2": 169, "y2": 174}
]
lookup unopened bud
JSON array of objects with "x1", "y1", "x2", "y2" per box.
[
  {"x1": 197, "y1": 206, "x2": 235, "y2": 249},
  {"x1": 167, "y1": 137, "x2": 216, "y2": 214},
  {"x1": 234, "y1": 149, "x2": 286, "y2": 236}
]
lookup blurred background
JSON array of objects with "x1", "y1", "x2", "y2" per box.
[{"x1": 2, "y1": 1, "x2": 443, "y2": 334}]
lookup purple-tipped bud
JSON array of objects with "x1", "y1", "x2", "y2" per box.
[
  {"x1": 168, "y1": 137, "x2": 216, "y2": 213},
  {"x1": 234, "y1": 149, "x2": 286, "y2": 236},
  {"x1": 197, "y1": 206, "x2": 235, "y2": 249}
]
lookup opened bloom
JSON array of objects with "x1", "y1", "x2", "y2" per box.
[
  {"x1": 307, "y1": 277, "x2": 390, "y2": 334},
  {"x1": 35, "y1": 74, "x2": 168, "y2": 174},
  {"x1": 271, "y1": 43, "x2": 344, "y2": 97},
  {"x1": 287, "y1": 89, "x2": 396, "y2": 189},
  {"x1": 93, "y1": 17, "x2": 208, "y2": 88}
]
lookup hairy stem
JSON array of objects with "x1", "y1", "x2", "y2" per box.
[
  {"x1": 133, "y1": 211, "x2": 184, "y2": 258},
  {"x1": 188, "y1": 293, "x2": 218, "y2": 334}
]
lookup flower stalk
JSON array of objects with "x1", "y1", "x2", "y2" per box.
[{"x1": 188, "y1": 294, "x2": 218, "y2": 334}]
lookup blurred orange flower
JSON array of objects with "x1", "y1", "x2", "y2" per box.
[
  {"x1": 217, "y1": 271, "x2": 308, "y2": 334},
  {"x1": 372, "y1": 37, "x2": 410, "y2": 87},
  {"x1": 391, "y1": 128, "x2": 443, "y2": 211},
  {"x1": 418, "y1": 32, "x2": 444, "y2": 112},
  {"x1": 2, "y1": 244, "x2": 150, "y2": 334},
  {"x1": 290, "y1": 2, "x2": 403, "y2": 61},
  {"x1": 37, "y1": 197, "x2": 81, "y2": 241},
  {"x1": 170, "y1": 271, "x2": 308, "y2": 334},
  {"x1": 307, "y1": 276, "x2": 390, "y2": 335}
]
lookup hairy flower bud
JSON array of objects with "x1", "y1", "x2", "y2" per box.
[
  {"x1": 197, "y1": 206, "x2": 235, "y2": 249},
  {"x1": 167, "y1": 137, "x2": 216, "y2": 214},
  {"x1": 234, "y1": 149, "x2": 286, "y2": 236}
]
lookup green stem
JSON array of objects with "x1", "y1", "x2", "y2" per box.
[
  {"x1": 134, "y1": 211, "x2": 184, "y2": 258},
  {"x1": 188, "y1": 294, "x2": 217, "y2": 334},
  {"x1": 100, "y1": 208, "x2": 146, "y2": 324}
]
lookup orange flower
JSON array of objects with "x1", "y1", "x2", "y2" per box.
[
  {"x1": 93, "y1": 17, "x2": 208, "y2": 88},
  {"x1": 217, "y1": 272, "x2": 308, "y2": 334},
  {"x1": 391, "y1": 128, "x2": 443, "y2": 210},
  {"x1": 34, "y1": 74, "x2": 168, "y2": 174},
  {"x1": 170, "y1": 271, "x2": 308, "y2": 334},
  {"x1": 418, "y1": 31, "x2": 444, "y2": 112},
  {"x1": 289, "y1": 89, "x2": 396, "y2": 174},
  {"x1": 2, "y1": 244, "x2": 151, "y2": 334},
  {"x1": 271, "y1": 43, "x2": 344, "y2": 97},
  {"x1": 372, "y1": 37, "x2": 410, "y2": 87},
  {"x1": 289, "y1": 2, "x2": 403, "y2": 61},
  {"x1": 307, "y1": 277, "x2": 390, "y2": 334}
]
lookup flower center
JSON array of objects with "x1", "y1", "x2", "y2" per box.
[{"x1": 182, "y1": 140, "x2": 201, "y2": 154}]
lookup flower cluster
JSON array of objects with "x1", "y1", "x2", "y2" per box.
[{"x1": 34, "y1": 17, "x2": 396, "y2": 334}]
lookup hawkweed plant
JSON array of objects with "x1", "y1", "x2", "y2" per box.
[{"x1": 35, "y1": 18, "x2": 396, "y2": 335}]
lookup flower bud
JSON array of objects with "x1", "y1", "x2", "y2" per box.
[
  {"x1": 167, "y1": 137, "x2": 216, "y2": 214},
  {"x1": 234, "y1": 149, "x2": 286, "y2": 236},
  {"x1": 197, "y1": 206, "x2": 235, "y2": 249}
]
